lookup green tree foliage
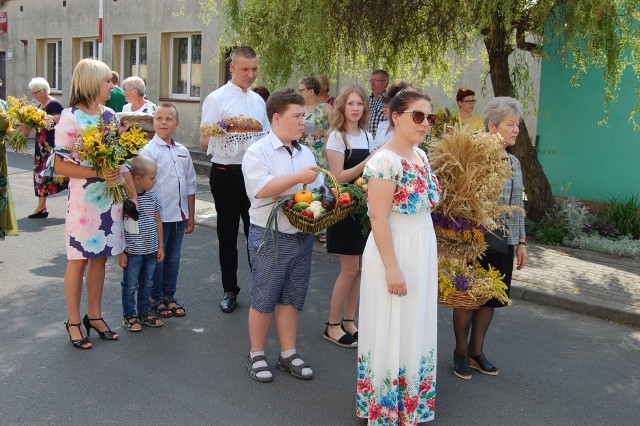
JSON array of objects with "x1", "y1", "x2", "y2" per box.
[{"x1": 198, "y1": 0, "x2": 640, "y2": 220}]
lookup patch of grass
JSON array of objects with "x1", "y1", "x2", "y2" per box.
[
  {"x1": 600, "y1": 194, "x2": 640, "y2": 239},
  {"x1": 535, "y1": 223, "x2": 565, "y2": 246}
]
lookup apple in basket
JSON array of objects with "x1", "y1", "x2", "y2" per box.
[{"x1": 355, "y1": 176, "x2": 367, "y2": 191}]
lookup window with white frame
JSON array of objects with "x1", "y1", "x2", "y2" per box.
[
  {"x1": 80, "y1": 39, "x2": 98, "y2": 59},
  {"x1": 122, "y1": 36, "x2": 147, "y2": 82},
  {"x1": 169, "y1": 33, "x2": 201, "y2": 99},
  {"x1": 45, "y1": 40, "x2": 62, "y2": 91}
]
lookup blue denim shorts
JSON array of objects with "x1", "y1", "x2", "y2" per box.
[{"x1": 248, "y1": 224, "x2": 314, "y2": 313}]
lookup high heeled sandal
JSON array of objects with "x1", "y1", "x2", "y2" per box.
[
  {"x1": 341, "y1": 318, "x2": 358, "y2": 341},
  {"x1": 64, "y1": 321, "x2": 91, "y2": 349},
  {"x1": 83, "y1": 314, "x2": 119, "y2": 340},
  {"x1": 323, "y1": 322, "x2": 357, "y2": 348}
]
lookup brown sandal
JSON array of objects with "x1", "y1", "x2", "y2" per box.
[{"x1": 123, "y1": 315, "x2": 143, "y2": 332}]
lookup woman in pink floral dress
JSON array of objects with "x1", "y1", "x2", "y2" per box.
[
  {"x1": 52, "y1": 58, "x2": 136, "y2": 349},
  {"x1": 357, "y1": 88, "x2": 441, "y2": 424}
]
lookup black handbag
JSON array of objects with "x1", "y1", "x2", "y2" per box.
[
  {"x1": 484, "y1": 228, "x2": 508, "y2": 254},
  {"x1": 484, "y1": 158, "x2": 513, "y2": 255},
  {"x1": 123, "y1": 198, "x2": 140, "y2": 221}
]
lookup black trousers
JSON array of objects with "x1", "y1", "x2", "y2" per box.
[{"x1": 209, "y1": 163, "x2": 251, "y2": 294}]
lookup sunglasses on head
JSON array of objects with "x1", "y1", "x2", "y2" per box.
[{"x1": 399, "y1": 110, "x2": 437, "y2": 125}]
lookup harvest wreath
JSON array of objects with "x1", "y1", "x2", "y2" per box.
[{"x1": 428, "y1": 129, "x2": 519, "y2": 308}]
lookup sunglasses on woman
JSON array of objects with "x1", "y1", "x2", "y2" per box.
[{"x1": 399, "y1": 110, "x2": 437, "y2": 125}]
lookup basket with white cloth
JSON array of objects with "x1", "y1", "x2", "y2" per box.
[{"x1": 201, "y1": 115, "x2": 267, "y2": 158}]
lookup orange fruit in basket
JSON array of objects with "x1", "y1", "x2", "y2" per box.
[{"x1": 294, "y1": 189, "x2": 313, "y2": 203}]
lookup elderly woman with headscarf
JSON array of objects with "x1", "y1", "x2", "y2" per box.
[{"x1": 122, "y1": 76, "x2": 156, "y2": 114}]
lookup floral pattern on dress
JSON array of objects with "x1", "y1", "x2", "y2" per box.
[
  {"x1": 33, "y1": 100, "x2": 68, "y2": 197},
  {"x1": 363, "y1": 148, "x2": 441, "y2": 215},
  {"x1": 300, "y1": 102, "x2": 329, "y2": 168},
  {"x1": 56, "y1": 106, "x2": 125, "y2": 259},
  {"x1": 357, "y1": 349, "x2": 436, "y2": 425}
]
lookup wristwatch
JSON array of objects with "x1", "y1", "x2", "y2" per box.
[{"x1": 518, "y1": 241, "x2": 527, "y2": 246}]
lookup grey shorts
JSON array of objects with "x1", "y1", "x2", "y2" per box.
[{"x1": 248, "y1": 224, "x2": 314, "y2": 313}]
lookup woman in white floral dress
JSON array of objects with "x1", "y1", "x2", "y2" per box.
[
  {"x1": 357, "y1": 88, "x2": 441, "y2": 425},
  {"x1": 52, "y1": 58, "x2": 136, "y2": 349}
]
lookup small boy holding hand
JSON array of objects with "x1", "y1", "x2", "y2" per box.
[
  {"x1": 242, "y1": 89, "x2": 323, "y2": 382},
  {"x1": 119, "y1": 155, "x2": 164, "y2": 331}
]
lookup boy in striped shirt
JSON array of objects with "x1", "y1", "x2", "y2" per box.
[{"x1": 118, "y1": 155, "x2": 164, "y2": 331}]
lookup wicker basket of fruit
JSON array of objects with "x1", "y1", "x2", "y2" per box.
[{"x1": 281, "y1": 168, "x2": 356, "y2": 234}]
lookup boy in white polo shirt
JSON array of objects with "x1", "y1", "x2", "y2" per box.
[
  {"x1": 242, "y1": 89, "x2": 323, "y2": 383},
  {"x1": 139, "y1": 103, "x2": 197, "y2": 319}
]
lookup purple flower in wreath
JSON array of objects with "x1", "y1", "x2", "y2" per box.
[
  {"x1": 431, "y1": 212, "x2": 475, "y2": 232},
  {"x1": 217, "y1": 121, "x2": 228, "y2": 130},
  {"x1": 454, "y1": 273, "x2": 470, "y2": 291}
]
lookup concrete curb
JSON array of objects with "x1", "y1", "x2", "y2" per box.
[{"x1": 511, "y1": 281, "x2": 640, "y2": 328}]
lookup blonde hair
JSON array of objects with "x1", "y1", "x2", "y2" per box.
[
  {"x1": 329, "y1": 84, "x2": 369, "y2": 152},
  {"x1": 69, "y1": 58, "x2": 111, "y2": 107},
  {"x1": 130, "y1": 155, "x2": 157, "y2": 178},
  {"x1": 155, "y1": 102, "x2": 180, "y2": 121}
]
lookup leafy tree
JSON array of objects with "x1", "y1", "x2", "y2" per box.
[{"x1": 196, "y1": 0, "x2": 640, "y2": 221}]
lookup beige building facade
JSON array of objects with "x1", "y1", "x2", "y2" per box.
[
  {"x1": 0, "y1": 0, "x2": 230, "y2": 148},
  {"x1": 0, "y1": 0, "x2": 540, "y2": 148}
]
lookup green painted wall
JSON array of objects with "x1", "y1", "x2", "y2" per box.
[{"x1": 537, "y1": 58, "x2": 640, "y2": 202}]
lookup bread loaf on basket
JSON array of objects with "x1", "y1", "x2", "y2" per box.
[{"x1": 224, "y1": 115, "x2": 263, "y2": 133}]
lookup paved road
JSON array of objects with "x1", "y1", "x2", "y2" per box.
[{"x1": 1, "y1": 151, "x2": 639, "y2": 425}]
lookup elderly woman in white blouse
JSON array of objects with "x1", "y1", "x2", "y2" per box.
[{"x1": 122, "y1": 76, "x2": 156, "y2": 114}]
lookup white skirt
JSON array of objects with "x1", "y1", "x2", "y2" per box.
[{"x1": 356, "y1": 209, "x2": 438, "y2": 425}]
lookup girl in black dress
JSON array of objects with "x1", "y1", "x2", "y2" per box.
[{"x1": 324, "y1": 85, "x2": 374, "y2": 347}]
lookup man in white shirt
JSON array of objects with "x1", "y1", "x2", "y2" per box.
[
  {"x1": 242, "y1": 88, "x2": 322, "y2": 382},
  {"x1": 199, "y1": 46, "x2": 271, "y2": 313}
]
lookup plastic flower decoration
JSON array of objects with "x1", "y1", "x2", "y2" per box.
[{"x1": 74, "y1": 118, "x2": 148, "y2": 203}]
